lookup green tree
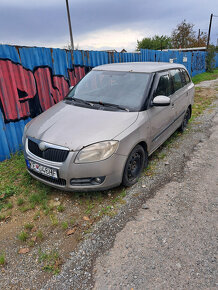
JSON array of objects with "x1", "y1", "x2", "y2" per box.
[
  {"x1": 136, "y1": 35, "x2": 172, "y2": 51},
  {"x1": 171, "y1": 20, "x2": 207, "y2": 48},
  {"x1": 206, "y1": 45, "x2": 216, "y2": 72}
]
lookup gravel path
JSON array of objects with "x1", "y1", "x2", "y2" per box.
[{"x1": 93, "y1": 108, "x2": 218, "y2": 289}]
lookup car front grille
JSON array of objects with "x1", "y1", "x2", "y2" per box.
[
  {"x1": 28, "y1": 169, "x2": 66, "y2": 186},
  {"x1": 28, "y1": 139, "x2": 69, "y2": 162}
]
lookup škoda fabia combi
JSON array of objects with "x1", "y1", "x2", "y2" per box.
[{"x1": 23, "y1": 62, "x2": 194, "y2": 191}]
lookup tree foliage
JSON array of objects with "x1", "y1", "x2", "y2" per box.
[
  {"x1": 206, "y1": 45, "x2": 216, "y2": 72},
  {"x1": 171, "y1": 20, "x2": 207, "y2": 48},
  {"x1": 136, "y1": 35, "x2": 172, "y2": 51}
]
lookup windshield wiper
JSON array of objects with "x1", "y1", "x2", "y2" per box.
[
  {"x1": 90, "y1": 101, "x2": 129, "y2": 112},
  {"x1": 65, "y1": 97, "x2": 94, "y2": 107}
]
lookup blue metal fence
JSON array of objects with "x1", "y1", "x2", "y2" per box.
[{"x1": 0, "y1": 44, "x2": 217, "y2": 161}]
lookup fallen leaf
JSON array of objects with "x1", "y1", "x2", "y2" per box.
[
  {"x1": 31, "y1": 236, "x2": 37, "y2": 242},
  {"x1": 66, "y1": 228, "x2": 76, "y2": 236},
  {"x1": 50, "y1": 200, "x2": 61, "y2": 207},
  {"x1": 19, "y1": 248, "x2": 29, "y2": 254},
  {"x1": 83, "y1": 216, "x2": 90, "y2": 221},
  {"x1": 31, "y1": 227, "x2": 37, "y2": 233}
]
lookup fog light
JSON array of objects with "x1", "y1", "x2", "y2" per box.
[
  {"x1": 70, "y1": 176, "x2": 105, "y2": 186},
  {"x1": 95, "y1": 177, "x2": 102, "y2": 183}
]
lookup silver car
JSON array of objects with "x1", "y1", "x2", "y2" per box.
[{"x1": 23, "y1": 62, "x2": 194, "y2": 191}]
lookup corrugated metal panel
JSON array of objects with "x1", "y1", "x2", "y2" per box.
[
  {"x1": 0, "y1": 45, "x2": 211, "y2": 162},
  {"x1": 215, "y1": 53, "x2": 218, "y2": 68}
]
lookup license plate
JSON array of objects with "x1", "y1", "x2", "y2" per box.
[{"x1": 26, "y1": 160, "x2": 58, "y2": 179}]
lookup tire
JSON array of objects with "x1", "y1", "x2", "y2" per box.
[
  {"x1": 122, "y1": 145, "x2": 147, "y2": 187},
  {"x1": 179, "y1": 107, "x2": 191, "y2": 132}
]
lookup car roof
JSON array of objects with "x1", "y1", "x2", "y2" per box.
[{"x1": 92, "y1": 62, "x2": 186, "y2": 73}]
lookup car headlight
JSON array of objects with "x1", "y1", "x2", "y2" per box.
[
  {"x1": 75, "y1": 141, "x2": 119, "y2": 163},
  {"x1": 22, "y1": 123, "x2": 29, "y2": 145}
]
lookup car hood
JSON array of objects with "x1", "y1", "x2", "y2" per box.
[{"x1": 27, "y1": 101, "x2": 138, "y2": 151}]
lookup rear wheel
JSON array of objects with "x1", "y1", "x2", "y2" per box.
[
  {"x1": 122, "y1": 145, "x2": 147, "y2": 187},
  {"x1": 179, "y1": 107, "x2": 191, "y2": 132}
]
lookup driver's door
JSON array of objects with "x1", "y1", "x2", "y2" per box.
[{"x1": 147, "y1": 72, "x2": 175, "y2": 153}]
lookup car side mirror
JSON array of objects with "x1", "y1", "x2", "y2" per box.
[
  {"x1": 152, "y1": 95, "x2": 171, "y2": 106},
  {"x1": 69, "y1": 86, "x2": 74, "y2": 91}
]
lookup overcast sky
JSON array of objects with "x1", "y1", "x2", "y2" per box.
[{"x1": 0, "y1": 0, "x2": 217, "y2": 51}]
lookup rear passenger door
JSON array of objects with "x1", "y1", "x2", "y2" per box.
[{"x1": 169, "y1": 69, "x2": 188, "y2": 129}]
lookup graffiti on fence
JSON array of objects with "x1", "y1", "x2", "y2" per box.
[
  {"x1": 0, "y1": 59, "x2": 86, "y2": 123},
  {"x1": 191, "y1": 53, "x2": 205, "y2": 72}
]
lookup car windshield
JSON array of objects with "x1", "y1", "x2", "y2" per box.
[{"x1": 67, "y1": 70, "x2": 151, "y2": 111}]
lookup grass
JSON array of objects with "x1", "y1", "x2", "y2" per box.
[
  {"x1": 38, "y1": 249, "x2": 61, "y2": 275},
  {"x1": 17, "y1": 198, "x2": 25, "y2": 206},
  {"x1": 49, "y1": 214, "x2": 58, "y2": 226},
  {"x1": 36, "y1": 230, "x2": 44, "y2": 241},
  {"x1": 191, "y1": 88, "x2": 217, "y2": 121},
  {"x1": 57, "y1": 204, "x2": 65, "y2": 213},
  {"x1": 61, "y1": 221, "x2": 69, "y2": 230},
  {"x1": 191, "y1": 69, "x2": 218, "y2": 84},
  {"x1": 24, "y1": 223, "x2": 34, "y2": 230},
  {"x1": 17, "y1": 231, "x2": 29, "y2": 242},
  {"x1": 0, "y1": 252, "x2": 5, "y2": 266}
]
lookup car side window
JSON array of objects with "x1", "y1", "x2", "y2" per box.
[
  {"x1": 183, "y1": 69, "x2": 191, "y2": 84},
  {"x1": 155, "y1": 74, "x2": 172, "y2": 97},
  {"x1": 170, "y1": 69, "x2": 183, "y2": 92},
  {"x1": 179, "y1": 69, "x2": 186, "y2": 86}
]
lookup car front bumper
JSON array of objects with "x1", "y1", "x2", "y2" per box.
[{"x1": 24, "y1": 143, "x2": 127, "y2": 191}]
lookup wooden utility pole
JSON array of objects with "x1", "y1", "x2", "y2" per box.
[
  {"x1": 65, "y1": 0, "x2": 74, "y2": 62},
  {"x1": 198, "y1": 29, "x2": 200, "y2": 46},
  {"x1": 206, "y1": 13, "x2": 213, "y2": 49}
]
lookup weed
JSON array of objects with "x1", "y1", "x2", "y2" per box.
[
  {"x1": 49, "y1": 215, "x2": 58, "y2": 226},
  {"x1": 29, "y1": 192, "x2": 47, "y2": 207},
  {"x1": 17, "y1": 198, "x2": 25, "y2": 206},
  {"x1": 70, "y1": 218, "x2": 76, "y2": 226},
  {"x1": 85, "y1": 202, "x2": 95, "y2": 214},
  {"x1": 24, "y1": 223, "x2": 34, "y2": 231},
  {"x1": 28, "y1": 240, "x2": 35, "y2": 247},
  {"x1": 20, "y1": 205, "x2": 32, "y2": 213},
  {"x1": 0, "y1": 214, "x2": 5, "y2": 221},
  {"x1": 36, "y1": 230, "x2": 43, "y2": 241},
  {"x1": 158, "y1": 152, "x2": 166, "y2": 159},
  {"x1": 4, "y1": 202, "x2": 13, "y2": 210},
  {"x1": 38, "y1": 249, "x2": 61, "y2": 275},
  {"x1": 99, "y1": 205, "x2": 113, "y2": 217},
  {"x1": 119, "y1": 189, "x2": 126, "y2": 198},
  {"x1": 33, "y1": 211, "x2": 40, "y2": 220},
  {"x1": 0, "y1": 252, "x2": 5, "y2": 266},
  {"x1": 61, "y1": 221, "x2": 68, "y2": 230},
  {"x1": 57, "y1": 204, "x2": 65, "y2": 213},
  {"x1": 17, "y1": 231, "x2": 29, "y2": 242}
]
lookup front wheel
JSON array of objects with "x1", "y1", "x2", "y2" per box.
[
  {"x1": 122, "y1": 145, "x2": 147, "y2": 187},
  {"x1": 179, "y1": 107, "x2": 191, "y2": 132}
]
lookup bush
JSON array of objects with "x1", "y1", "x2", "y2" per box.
[{"x1": 206, "y1": 45, "x2": 216, "y2": 72}]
